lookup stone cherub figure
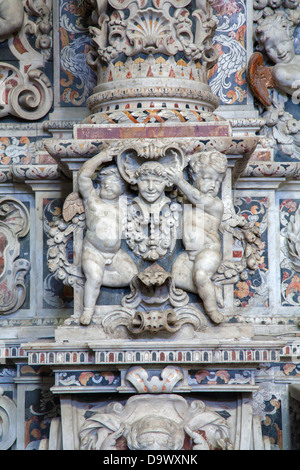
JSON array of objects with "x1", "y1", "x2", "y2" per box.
[
  {"x1": 255, "y1": 12, "x2": 300, "y2": 98},
  {"x1": 167, "y1": 150, "x2": 228, "y2": 324},
  {"x1": 77, "y1": 148, "x2": 138, "y2": 325},
  {"x1": 0, "y1": 0, "x2": 24, "y2": 42}
]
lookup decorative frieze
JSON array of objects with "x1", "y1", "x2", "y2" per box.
[{"x1": 25, "y1": 339, "x2": 285, "y2": 366}]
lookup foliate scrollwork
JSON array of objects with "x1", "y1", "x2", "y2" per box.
[
  {"x1": 0, "y1": 0, "x2": 53, "y2": 121},
  {"x1": 0, "y1": 64, "x2": 53, "y2": 121},
  {"x1": 45, "y1": 202, "x2": 85, "y2": 293},
  {"x1": 285, "y1": 204, "x2": 300, "y2": 272},
  {"x1": 79, "y1": 394, "x2": 233, "y2": 451},
  {"x1": 0, "y1": 197, "x2": 30, "y2": 315},
  {"x1": 89, "y1": 0, "x2": 218, "y2": 68},
  {"x1": 24, "y1": 0, "x2": 53, "y2": 59},
  {"x1": 125, "y1": 366, "x2": 184, "y2": 393},
  {"x1": 0, "y1": 387, "x2": 17, "y2": 450},
  {"x1": 102, "y1": 263, "x2": 206, "y2": 335}
]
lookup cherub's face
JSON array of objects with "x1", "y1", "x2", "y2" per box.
[
  {"x1": 99, "y1": 175, "x2": 123, "y2": 200},
  {"x1": 254, "y1": 0, "x2": 268, "y2": 8},
  {"x1": 137, "y1": 173, "x2": 167, "y2": 203},
  {"x1": 268, "y1": 0, "x2": 282, "y2": 8},
  {"x1": 284, "y1": 0, "x2": 299, "y2": 8},
  {"x1": 264, "y1": 29, "x2": 294, "y2": 63},
  {"x1": 137, "y1": 431, "x2": 175, "y2": 450},
  {"x1": 195, "y1": 167, "x2": 223, "y2": 197}
]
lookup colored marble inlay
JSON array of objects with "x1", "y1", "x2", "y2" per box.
[
  {"x1": 234, "y1": 196, "x2": 269, "y2": 308},
  {"x1": 58, "y1": 370, "x2": 121, "y2": 387},
  {"x1": 209, "y1": 0, "x2": 248, "y2": 105},
  {"x1": 25, "y1": 388, "x2": 60, "y2": 450},
  {"x1": 280, "y1": 199, "x2": 300, "y2": 307},
  {"x1": 59, "y1": 0, "x2": 97, "y2": 107},
  {"x1": 189, "y1": 369, "x2": 254, "y2": 385},
  {"x1": 75, "y1": 123, "x2": 230, "y2": 140},
  {"x1": 0, "y1": 137, "x2": 37, "y2": 165}
]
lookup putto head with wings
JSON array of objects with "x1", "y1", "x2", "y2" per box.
[{"x1": 248, "y1": 12, "x2": 300, "y2": 105}]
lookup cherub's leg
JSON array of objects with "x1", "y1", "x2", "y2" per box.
[
  {"x1": 103, "y1": 249, "x2": 138, "y2": 287},
  {"x1": 171, "y1": 251, "x2": 197, "y2": 294},
  {"x1": 80, "y1": 247, "x2": 105, "y2": 325},
  {"x1": 193, "y1": 250, "x2": 223, "y2": 324}
]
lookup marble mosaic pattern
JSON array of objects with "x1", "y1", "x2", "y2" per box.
[
  {"x1": 59, "y1": 0, "x2": 97, "y2": 107},
  {"x1": 209, "y1": 0, "x2": 248, "y2": 105},
  {"x1": 233, "y1": 196, "x2": 269, "y2": 308},
  {"x1": 59, "y1": 0, "x2": 248, "y2": 107},
  {"x1": 25, "y1": 388, "x2": 60, "y2": 450},
  {"x1": 58, "y1": 370, "x2": 121, "y2": 388},
  {"x1": 0, "y1": 137, "x2": 37, "y2": 165},
  {"x1": 189, "y1": 369, "x2": 254, "y2": 386},
  {"x1": 280, "y1": 199, "x2": 300, "y2": 307}
]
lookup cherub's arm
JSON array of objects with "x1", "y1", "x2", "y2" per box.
[
  {"x1": 78, "y1": 147, "x2": 116, "y2": 200},
  {"x1": 166, "y1": 167, "x2": 213, "y2": 207}
]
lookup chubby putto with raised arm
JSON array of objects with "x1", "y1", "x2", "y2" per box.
[
  {"x1": 167, "y1": 150, "x2": 228, "y2": 324},
  {"x1": 255, "y1": 12, "x2": 300, "y2": 97},
  {"x1": 78, "y1": 148, "x2": 138, "y2": 326}
]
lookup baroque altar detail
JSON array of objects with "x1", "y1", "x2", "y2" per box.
[{"x1": 0, "y1": 0, "x2": 300, "y2": 451}]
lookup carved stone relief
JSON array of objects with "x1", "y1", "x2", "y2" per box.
[
  {"x1": 45, "y1": 137, "x2": 264, "y2": 334},
  {"x1": 88, "y1": 0, "x2": 218, "y2": 65},
  {"x1": 0, "y1": 387, "x2": 17, "y2": 450},
  {"x1": 84, "y1": 0, "x2": 220, "y2": 122},
  {"x1": 0, "y1": 197, "x2": 30, "y2": 314},
  {"x1": 0, "y1": 0, "x2": 24, "y2": 42},
  {"x1": 79, "y1": 394, "x2": 233, "y2": 450},
  {"x1": 248, "y1": 2, "x2": 300, "y2": 159},
  {"x1": 124, "y1": 366, "x2": 185, "y2": 393},
  {"x1": 0, "y1": 0, "x2": 53, "y2": 121}
]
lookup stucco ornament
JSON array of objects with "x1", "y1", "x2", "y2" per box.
[
  {"x1": 249, "y1": 12, "x2": 300, "y2": 104},
  {"x1": 0, "y1": 0, "x2": 24, "y2": 41},
  {"x1": 285, "y1": 204, "x2": 300, "y2": 272},
  {"x1": 247, "y1": 10, "x2": 300, "y2": 159},
  {"x1": 0, "y1": 387, "x2": 17, "y2": 450},
  {"x1": 74, "y1": 148, "x2": 138, "y2": 325},
  {"x1": 0, "y1": 197, "x2": 30, "y2": 315},
  {"x1": 118, "y1": 145, "x2": 183, "y2": 261},
  {"x1": 79, "y1": 394, "x2": 233, "y2": 450},
  {"x1": 0, "y1": 0, "x2": 53, "y2": 120},
  {"x1": 167, "y1": 150, "x2": 228, "y2": 324},
  {"x1": 102, "y1": 263, "x2": 206, "y2": 335},
  {"x1": 89, "y1": 0, "x2": 218, "y2": 65}
]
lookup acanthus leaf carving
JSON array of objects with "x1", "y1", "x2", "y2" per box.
[
  {"x1": 285, "y1": 204, "x2": 300, "y2": 273},
  {"x1": 102, "y1": 263, "x2": 207, "y2": 335},
  {"x1": 0, "y1": 0, "x2": 53, "y2": 121},
  {"x1": 79, "y1": 394, "x2": 233, "y2": 451},
  {"x1": 124, "y1": 366, "x2": 184, "y2": 393},
  {"x1": 89, "y1": 0, "x2": 218, "y2": 69},
  {"x1": 0, "y1": 197, "x2": 30, "y2": 315}
]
